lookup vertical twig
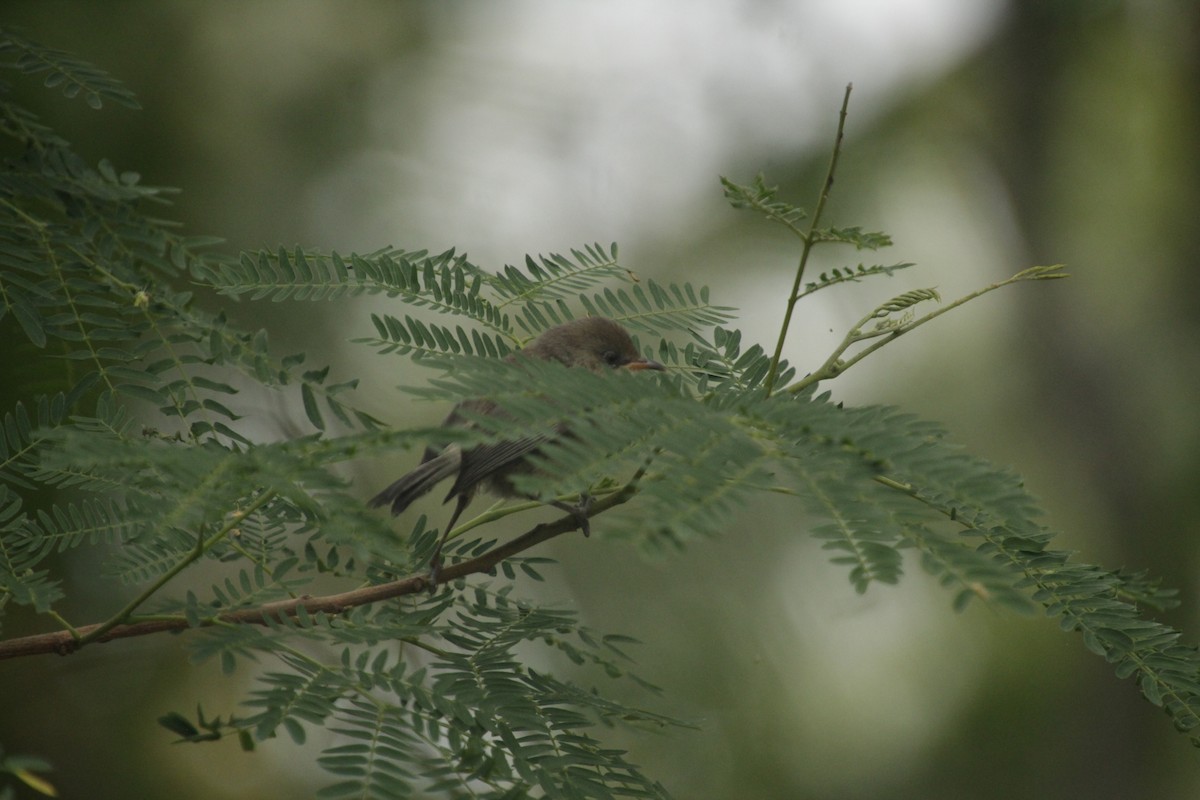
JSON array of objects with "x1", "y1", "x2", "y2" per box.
[{"x1": 763, "y1": 83, "x2": 853, "y2": 396}]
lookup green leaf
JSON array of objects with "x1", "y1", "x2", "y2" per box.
[
  {"x1": 720, "y1": 173, "x2": 807, "y2": 232},
  {"x1": 812, "y1": 226, "x2": 893, "y2": 249},
  {"x1": 8, "y1": 294, "x2": 47, "y2": 348},
  {"x1": 301, "y1": 382, "x2": 325, "y2": 430}
]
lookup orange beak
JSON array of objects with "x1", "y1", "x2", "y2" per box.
[{"x1": 625, "y1": 358, "x2": 665, "y2": 372}]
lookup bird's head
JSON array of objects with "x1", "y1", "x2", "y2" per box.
[{"x1": 521, "y1": 317, "x2": 665, "y2": 373}]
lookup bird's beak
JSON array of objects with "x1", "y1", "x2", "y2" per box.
[{"x1": 625, "y1": 358, "x2": 665, "y2": 372}]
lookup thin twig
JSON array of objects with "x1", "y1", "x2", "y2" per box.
[
  {"x1": 764, "y1": 83, "x2": 853, "y2": 396},
  {"x1": 789, "y1": 265, "x2": 1068, "y2": 394},
  {"x1": 77, "y1": 488, "x2": 278, "y2": 646}
]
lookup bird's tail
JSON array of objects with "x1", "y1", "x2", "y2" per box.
[{"x1": 368, "y1": 446, "x2": 462, "y2": 515}]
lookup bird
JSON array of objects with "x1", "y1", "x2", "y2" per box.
[{"x1": 369, "y1": 316, "x2": 664, "y2": 584}]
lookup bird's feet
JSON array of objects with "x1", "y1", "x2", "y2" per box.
[
  {"x1": 550, "y1": 494, "x2": 593, "y2": 537},
  {"x1": 427, "y1": 549, "x2": 444, "y2": 593}
]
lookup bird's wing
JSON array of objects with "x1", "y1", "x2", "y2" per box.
[
  {"x1": 369, "y1": 445, "x2": 462, "y2": 515},
  {"x1": 446, "y1": 433, "x2": 552, "y2": 499}
]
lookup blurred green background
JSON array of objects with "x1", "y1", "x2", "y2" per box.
[{"x1": 2, "y1": 2, "x2": 1198, "y2": 798}]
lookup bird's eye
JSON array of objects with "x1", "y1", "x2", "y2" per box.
[{"x1": 602, "y1": 350, "x2": 621, "y2": 367}]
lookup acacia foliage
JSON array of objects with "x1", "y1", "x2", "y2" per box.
[{"x1": 1, "y1": 28, "x2": 1197, "y2": 800}]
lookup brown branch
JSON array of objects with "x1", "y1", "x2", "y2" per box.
[{"x1": 0, "y1": 485, "x2": 636, "y2": 661}]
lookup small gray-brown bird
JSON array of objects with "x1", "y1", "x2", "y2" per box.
[{"x1": 369, "y1": 316, "x2": 663, "y2": 583}]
